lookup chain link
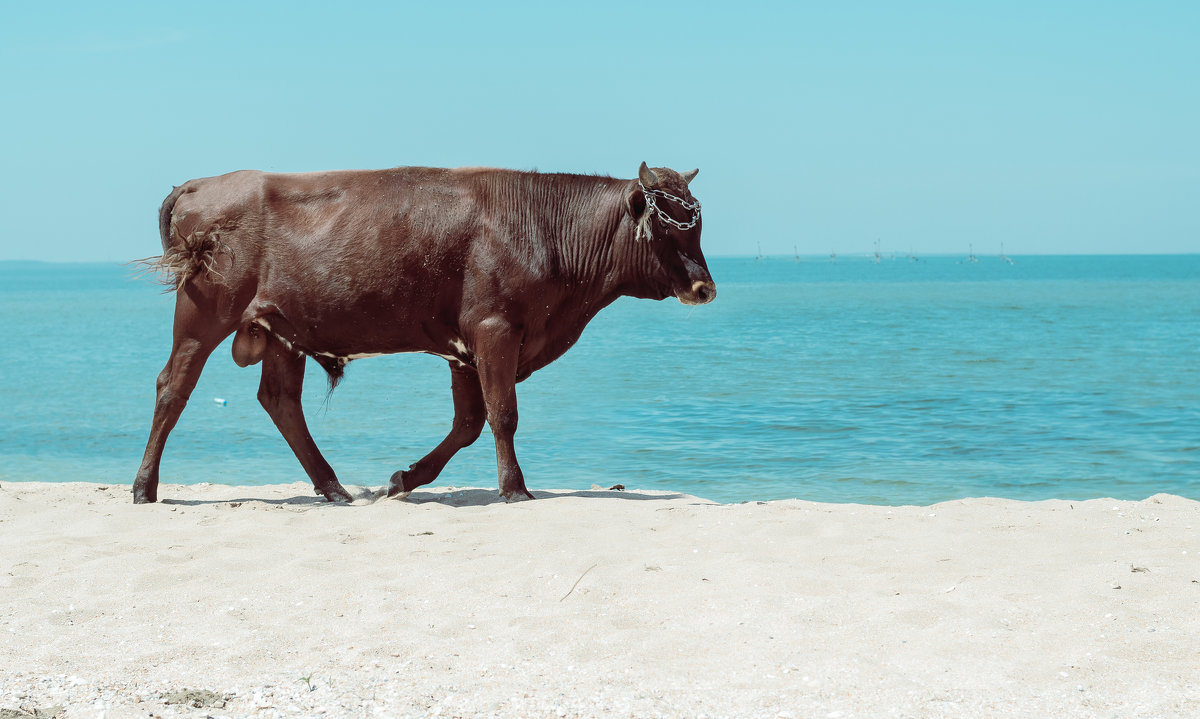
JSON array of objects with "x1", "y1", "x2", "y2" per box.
[{"x1": 639, "y1": 182, "x2": 702, "y2": 231}]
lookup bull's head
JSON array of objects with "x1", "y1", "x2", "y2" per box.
[{"x1": 626, "y1": 162, "x2": 716, "y2": 306}]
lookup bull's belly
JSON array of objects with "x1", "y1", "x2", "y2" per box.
[
  {"x1": 247, "y1": 312, "x2": 475, "y2": 369},
  {"x1": 239, "y1": 287, "x2": 590, "y2": 380}
]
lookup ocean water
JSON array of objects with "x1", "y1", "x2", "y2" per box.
[{"x1": 1, "y1": 255, "x2": 1196, "y2": 505}]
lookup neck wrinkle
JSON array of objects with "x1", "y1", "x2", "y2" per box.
[
  {"x1": 607, "y1": 211, "x2": 665, "y2": 300},
  {"x1": 540, "y1": 178, "x2": 664, "y2": 304},
  {"x1": 553, "y1": 183, "x2": 628, "y2": 302}
]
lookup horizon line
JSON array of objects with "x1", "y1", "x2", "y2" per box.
[{"x1": 4, "y1": 251, "x2": 1200, "y2": 265}]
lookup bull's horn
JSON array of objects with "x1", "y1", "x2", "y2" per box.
[
  {"x1": 638, "y1": 162, "x2": 659, "y2": 187},
  {"x1": 681, "y1": 168, "x2": 699, "y2": 185}
]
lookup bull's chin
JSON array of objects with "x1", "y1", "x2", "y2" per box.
[{"x1": 674, "y1": 280, "x2": 717, "y2": 306}]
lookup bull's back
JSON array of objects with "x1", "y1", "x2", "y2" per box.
[
  {"x1": 171, "y1": 167, "x2": 484, "y2": 354},
  {"x1": 174, "y1": 166, "x2": 474, "y2": 265}
]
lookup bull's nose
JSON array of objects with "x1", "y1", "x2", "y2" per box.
[{"x1": 680, "y1": 279, "x2": 717, "y2": 305}]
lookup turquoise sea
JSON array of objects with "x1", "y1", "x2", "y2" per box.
[{"x1": 1, "y1": 255, "x2": 1197, "y2": 505}]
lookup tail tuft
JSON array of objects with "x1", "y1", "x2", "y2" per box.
[
  {"x1": 132, "y1": 185, "x2": 228, "y2": 291},
  {"x1": 156, "y1": 220, "x2": 230, "y2": 290},
  {"x1": 132, "y1": 223, "x2": 229, "y2": 291}
]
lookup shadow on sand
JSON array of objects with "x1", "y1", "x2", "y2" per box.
[
  {"x1": 405, "y1": 487, "x2": 696, "y2": 507},
  {"x1": 158, "y1": 486, "x2": 704, "y2": 509}
]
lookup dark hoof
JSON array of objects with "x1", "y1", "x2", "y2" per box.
[
  {"x1": 318, "y1": 483, "x2": 354, "y2": 503},
  {"x1": 500, "y1": 487, "x2": 536, "y2": 503},
  {"x1": 387, "y1": 471, "x2": 412, "y2": 499},
  {"x1": 132, "y1": 486, "x2": 157, "y2": 504}
]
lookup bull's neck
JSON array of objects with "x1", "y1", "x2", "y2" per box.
[
  {"x1": 554, "y1": 187, "x2": 666, "y2": 305},
  {"x1": 605, "y1": 211, "x2": 671, "y2": 302}
]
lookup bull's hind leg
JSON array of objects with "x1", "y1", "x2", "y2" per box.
[
  {"x1": 133, "y1": 337, "x2": 223, "y2": 503},
  {"x1": 257, "y1": 339, "x2": 353, "y2": 502},
  {"x1": 387, "y1": 362, "x2": 486, "y2": 498}
]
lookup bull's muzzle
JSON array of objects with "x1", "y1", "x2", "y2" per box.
[{"x1": 677, "y1": 279, "x2": 717, "y2": 306}]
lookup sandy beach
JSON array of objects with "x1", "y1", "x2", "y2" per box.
[{"x1": 1, "y1": 482, "x2": 1196, "y2": 718}]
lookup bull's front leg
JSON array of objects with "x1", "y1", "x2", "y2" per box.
[{"x1": 474, "y1": 317, "x2": 535, "y2": 502}]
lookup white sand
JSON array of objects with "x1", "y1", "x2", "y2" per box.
[{"x1": 1, "y1": 482, "x2": 1197, "y2": 718}]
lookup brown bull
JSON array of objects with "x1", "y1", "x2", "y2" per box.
[{"x1": 134, "y1": 162, "x2": 715, "y2": 504}]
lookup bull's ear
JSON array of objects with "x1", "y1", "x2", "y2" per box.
[
  {"x1": 625, "y1": 183, "x2": 646, "y2": 219},
  {"x1": 638, "y1": 161, "x2": 659, "y2": 187},
  {"x1": 682, "y1": 168, "x2": 699, "y2": 185}
]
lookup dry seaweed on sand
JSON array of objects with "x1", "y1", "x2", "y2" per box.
[{"x1": 161, "y1": 689, "x2": 227, "y2": 709}]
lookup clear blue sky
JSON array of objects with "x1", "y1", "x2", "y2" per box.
[{"x1": 2, "y1": 1, "x2": 1196, "y2": 261}]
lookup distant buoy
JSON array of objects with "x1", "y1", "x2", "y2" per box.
[{"x1": 214, "y1": 398, "x2": 227, "y2": 406}]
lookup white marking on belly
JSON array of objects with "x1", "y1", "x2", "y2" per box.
[
  {"x1": 270, "y1": 333, "x2": 295, "y2": 352},
  {"x1": 450, "y1": 339, "x2": 468, "y2": 355},
  {"x1": 247, "y1": 318, "x2": 405, "y2": 364},
  {"x1": 252, "y1": 318, "x2": 300, "y2": 354},
  {"x1": 313, "y1": 349, "x2": 385, "y2": 361},
  {"x1": 429, "y1": 352, "x2": 471, "y2": 369}
]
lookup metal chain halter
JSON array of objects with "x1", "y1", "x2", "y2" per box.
[{"x1": 639, "y1": 182, "x2": 702, "y2": 231}]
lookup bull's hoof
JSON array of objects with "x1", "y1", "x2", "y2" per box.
[
  {"x1": 317, "y1": 483, "x2": 354, "y2": 503},
  {"x1": 132, "y1": 485, "x2": 157, "y2": 504},
  {"x1": 386, "y1": 471, "x2": 412, "y2": 500},
  {"x1": 500, "y1": 487, "x2": 536, "y2": 503}
]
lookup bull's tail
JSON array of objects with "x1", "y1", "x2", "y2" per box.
[
  {"x1": 134, "y1": 184, "x2": 227, "y2": 292},
  {"x1": 158, "y1": 184, "x2": 187, "y2": 254}
]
